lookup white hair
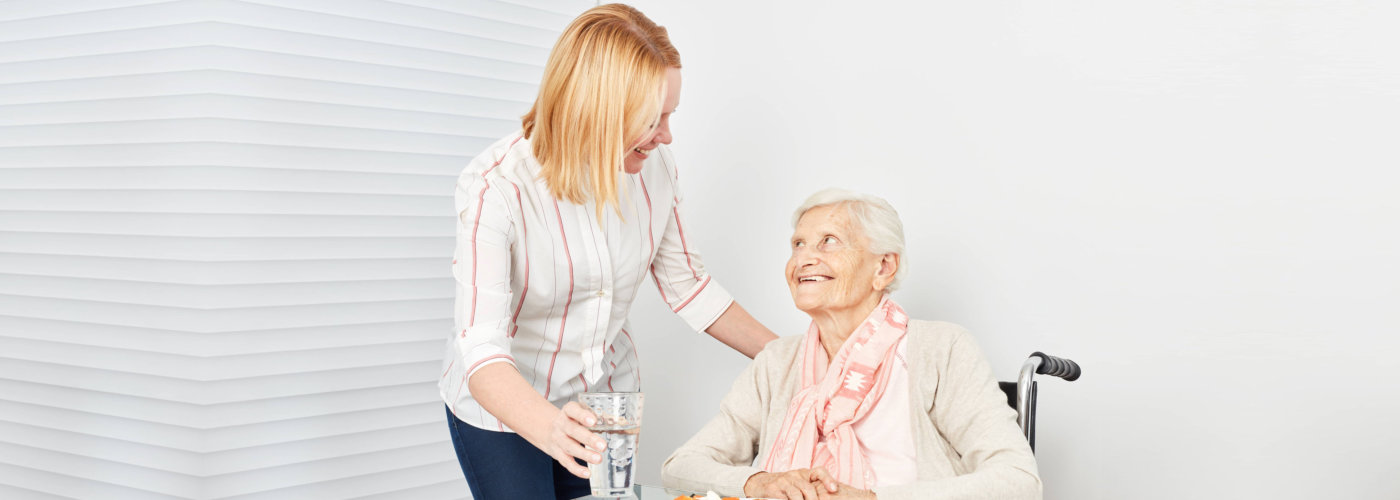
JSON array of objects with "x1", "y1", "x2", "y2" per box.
[{"x1": 792, "y1": 188, "x2": 907, "y2": 292}]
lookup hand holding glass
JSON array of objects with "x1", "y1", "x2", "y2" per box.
[{"x1": 577, "y1": 392, "x2": 644, "y2": 497}]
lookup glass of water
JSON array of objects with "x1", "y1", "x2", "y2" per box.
[{"x1": 577, "y1": 392, "x2": 644, "y2": 497}]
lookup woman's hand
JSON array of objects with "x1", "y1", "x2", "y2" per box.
[
  {"x1": 466, "y1": 364, "x2": 612, "y2": 478},
  {"x1": 543, "y1": 401, "x2": 607, "y2": 478},
  {"x1": 818, "y1": 483, "x2": 876, "y2": 500},
  {"x1": 744, "y1": 468, "x2": 839, "y2": 500}
]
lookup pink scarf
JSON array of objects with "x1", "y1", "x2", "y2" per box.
[{"x1": 762, "y1": 296, "x2": 909, "y2": 489}]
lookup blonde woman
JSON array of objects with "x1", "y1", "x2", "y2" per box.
[{"x1": 440, "y1": 4, "x2": 778, "y2": 498}]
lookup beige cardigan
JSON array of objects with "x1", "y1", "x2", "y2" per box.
[{"x1": 660, "y1": 320, "x2": 1042, "y2": 500}]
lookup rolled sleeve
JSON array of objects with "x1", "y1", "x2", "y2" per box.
[
  {"x1": 670, "y1": 276, "x2": 734, "y2": 332},
  {"x1": 458, "y1": 317, "x2": 517, "y2": 378}
]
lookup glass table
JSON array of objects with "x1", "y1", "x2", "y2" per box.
[{"x1": 576, "y1": 483, "x2": 693, "y2": 500}]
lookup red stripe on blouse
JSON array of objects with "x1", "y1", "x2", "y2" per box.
[
  {"x1": 639, "y1": 177, "x2": 670, "y2": 300},
  {"x1": 482, "y1": 136, "x2": 523, "y2": 176},
  {"x1": 673, "y1": 206, "x2": 700, "y2": 280},
  {"x1": 508, "y1": 183, "x2": 529, "y2": 338},
  {"x1": 621, "y1": 328, "x2": 640, "y2": 387},
  {"x1": 466, "y1": 354, "x2": 516, "y2": 376},
  {"x1": 640, "y1": 176, "x2": 656, "y2": 257},
  {"x1": 543, "y1": 199, "x2": 574, "y2": 400},
  {"x1": 469, "y1": 179, "x2": 489, "y2": 326},
  {"x1": 639, "y1": 176, "x2": 673, "y2": 304},
  {"x1": 649, "y1": 265, "x2": 670, "y2": 304},
  {"x1": 671, "y1": 275, "x2": 712, "y2": 312}
]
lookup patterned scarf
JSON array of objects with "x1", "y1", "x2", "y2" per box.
[{"x1": 762, "y1": 296, "x2": 909, "y2": 488}]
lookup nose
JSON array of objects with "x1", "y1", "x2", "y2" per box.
[
  {"x1": 792, "y1": 246, "x2": 818, "y2": 268},
  {"x1": 654, "y1": 122, "x2": 672, "y2": 145}
]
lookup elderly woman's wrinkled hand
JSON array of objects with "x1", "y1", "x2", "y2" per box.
[
  {"x1": 817, "y1": 482, "x2": 876, "y2": 500},
  {"x1": 744, "y1": 468, "x2": 840, "y2": 500}
]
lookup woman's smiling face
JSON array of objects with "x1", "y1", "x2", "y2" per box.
[
  {"x1": 623, "y1": 67, "x2": 681, "y2": 174},
  {"x1": 785, "y1": 204, "x2": 888, "y2": 318}
]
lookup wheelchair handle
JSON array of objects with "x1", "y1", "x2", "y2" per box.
[{"x1": 1030, "y1": 352, "x2": 1081, "y2": 381}]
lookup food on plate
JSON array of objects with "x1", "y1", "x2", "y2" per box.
[{"x1": 672, "y1": 491, "x2": 739, "y2": 500}]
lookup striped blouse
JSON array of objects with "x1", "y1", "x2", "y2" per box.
[{"x1": 439, "y1": 132, "x2": 735, "y2": 431}]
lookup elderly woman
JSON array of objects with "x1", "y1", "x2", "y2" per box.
[{"x1": 661, "y1": 189, "x2": 1041, "y2": 500}]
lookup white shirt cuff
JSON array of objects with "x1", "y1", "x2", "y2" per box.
[{"x1": 673, "y1": 276, "x2": 734, "y2": 333}]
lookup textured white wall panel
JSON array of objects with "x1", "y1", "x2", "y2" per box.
[{"x1": 0, "y1": 0, "x2": 592, "y2": 497}]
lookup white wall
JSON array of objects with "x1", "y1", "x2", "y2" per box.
[{"x1": 625, "y1": 1, "x2": 1400, "y2": 498}]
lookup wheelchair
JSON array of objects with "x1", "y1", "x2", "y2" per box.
[{"x1": 998, "y1": 352, "x2": 1081, "y2": 452}]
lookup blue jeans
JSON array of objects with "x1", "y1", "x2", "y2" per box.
[{"x1": 446, "y1": 405, "x2": 590, "y2": 500}]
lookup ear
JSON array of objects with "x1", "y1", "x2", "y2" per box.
[{"x1": 872, "y1": 253, "x2": 899, "y2": 291}]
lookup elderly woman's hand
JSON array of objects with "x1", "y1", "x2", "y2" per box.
[
  {"x1": 744, "y1": 468, "x2": 840, "y2": 500},
  {"x1": 817, "y1": 482, "x2": 876, "y2": 500}
]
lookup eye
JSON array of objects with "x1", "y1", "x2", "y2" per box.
[
  {"x1": 822, "y1": 236, "x2": 838, "y2": 245},
  {"x1": 792, "y1": 240, "x2": 804, "y2": 248}
]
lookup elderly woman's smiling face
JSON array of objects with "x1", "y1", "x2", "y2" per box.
[{"x1": 786, "y1": 204, "x2": 896, "y2": 319}]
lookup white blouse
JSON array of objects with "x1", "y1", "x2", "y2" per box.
[{"x1": 440, "y1": 132, "x2": 735, "y2": 431}]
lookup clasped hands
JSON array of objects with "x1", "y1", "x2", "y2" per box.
[{"x1": 744, "y1": 468, "x2": 875, "y2": 500}]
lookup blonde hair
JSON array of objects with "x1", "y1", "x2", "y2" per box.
[{"x1": 522, "y1": 3, "x2": 681, "y2": 219}]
